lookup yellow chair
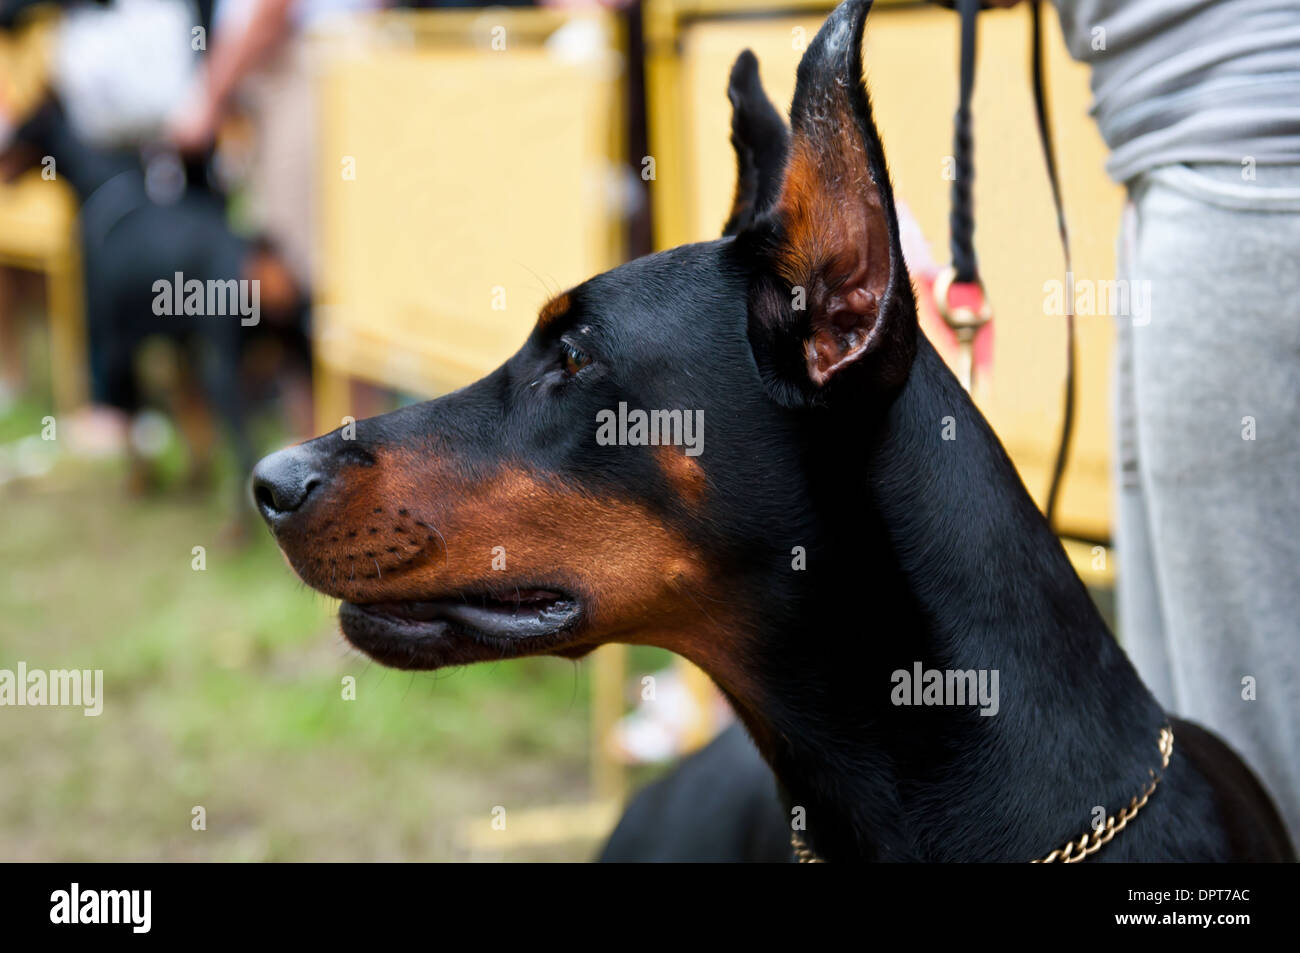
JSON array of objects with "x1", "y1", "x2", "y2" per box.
[
  {"x1": 0, "y1": 173, "x2": 85, "y2": 411},
  {"x1": 311, "y1": 9, "x2": 629, "y2": 803},
  {"x1": 0, "y1": 15, "x2": 87, "y2": 412},
  {"x1": 311, "y1": 10, "x2": 627, "y2": 426}
]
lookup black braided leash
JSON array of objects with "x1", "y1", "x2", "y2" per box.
[
  {"x1": 1028, "y1": 0, "x2": 1076, "y2": 530},
  {"x1": 949, "y1": 0, "x2": 981, "y2": 285},
  {"x1": 942, "y1": 0, "x2": 1076, "y2": 530}
]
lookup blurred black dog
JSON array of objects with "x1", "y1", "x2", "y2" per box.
[{"x1": 2, "y1": 98, "x2": 303, "y2": 499}]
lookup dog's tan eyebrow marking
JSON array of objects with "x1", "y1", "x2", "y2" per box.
[
  {"x1": 656, "y1": 444, "x2": 707, "y2": 505},
  {"x1": 536, "y1": 291, "x2": 573, "y2": 331}
]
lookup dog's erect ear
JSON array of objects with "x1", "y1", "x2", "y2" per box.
[
  {"x1": 738, "y1": 0, "x2": 916, "y2": 404},
  {"x1": 722, "y1": 50, "x2": 789, "y2": 237}
]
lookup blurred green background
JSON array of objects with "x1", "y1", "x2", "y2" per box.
[{"x1": 0, "y1": 369, "x2": 637, "y2": 861}]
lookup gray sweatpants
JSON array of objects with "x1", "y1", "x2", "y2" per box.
[{"x1": 1114, "y1": 162, "x2": 1300, "y2": 844}]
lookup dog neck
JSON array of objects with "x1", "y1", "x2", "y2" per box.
[{"x1": 719, "y1": 333, "x2": 1167, "y2": 862}]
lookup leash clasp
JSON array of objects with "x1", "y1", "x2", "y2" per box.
[{"x1": 933, "y1": 265, "x2": 992, "y2": 392}]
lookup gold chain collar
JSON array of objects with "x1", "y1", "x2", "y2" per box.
[{"x1": 792, "y1": 725, "x2": 1175, "y2": 864}]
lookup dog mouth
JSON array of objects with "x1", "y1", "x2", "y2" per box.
[{"x1": 339, "y1": 588, "x2": 585, "y2": 669}]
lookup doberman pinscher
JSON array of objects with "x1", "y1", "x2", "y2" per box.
[{"x1": 253, "y1": 0, "x2": 1293, "y2": 862}]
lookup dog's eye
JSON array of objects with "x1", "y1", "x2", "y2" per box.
[{"x1": 561, "y1": 342, "x2": 592, "y2": 377}]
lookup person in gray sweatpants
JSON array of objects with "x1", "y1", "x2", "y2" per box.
[
  {"x1": 995, "y1": 0, "x2": 1300, "y2": 842},
  {"x1": 1115, "y1": 165, "x2": 1300, "y2": 845}
]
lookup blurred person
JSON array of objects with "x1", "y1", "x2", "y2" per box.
[
  {"x1": 168, "y1": 0, "x2": 636, "y2": 287},
  {"x1": 992, "y1": 0, "x2": 1300, "y2": 841},
  {"x1": 1, "y1": 1, "x2": 309, "y2": 502}
]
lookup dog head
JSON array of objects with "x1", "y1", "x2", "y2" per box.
[{"x1": 253, "y1": 0, "x2": 917, "y2": 710}]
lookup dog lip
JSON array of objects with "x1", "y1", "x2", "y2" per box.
[
  {"x1": 356, "y1": 591, "x2": 581, "y2": 640},
  {"x1": 338, "y1": 590, "x2": 585, "y2": 670}
]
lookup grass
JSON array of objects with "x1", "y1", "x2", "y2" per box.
[{"x1": 0, "y1": 412, "x2": 624, "y2": 860}]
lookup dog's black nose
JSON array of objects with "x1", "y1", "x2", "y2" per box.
[{"x1": 251, "y1": 445, "x2": 324, "y2": 525}]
